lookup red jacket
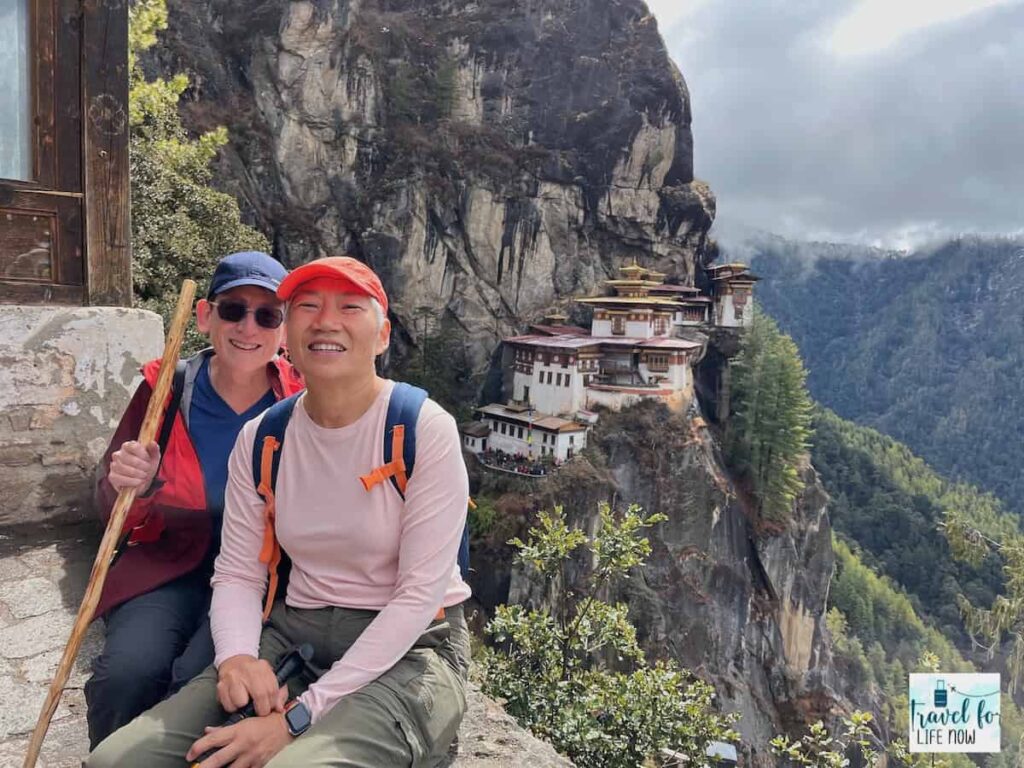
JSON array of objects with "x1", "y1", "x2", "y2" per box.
[{"x1": 94, "y1": 350, "x2": 304, "y2": 617}]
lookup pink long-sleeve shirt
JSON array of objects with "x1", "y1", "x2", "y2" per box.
[{"x1": 210, "y1": 380, "x2": 471, "y2": 723}]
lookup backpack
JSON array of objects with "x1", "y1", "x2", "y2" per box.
[{"x1": 251, "y1": 382, "x2": 471, "y2": 621}]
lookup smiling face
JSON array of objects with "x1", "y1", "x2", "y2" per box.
[
  {"x1": 195, "y1": 285, "x2": 285, "y2": 374},
  {"x1": 284, "y1": 277, "x2": 390, "y2": 385}
]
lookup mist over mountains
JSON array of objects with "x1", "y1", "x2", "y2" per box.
[{"x1": 740, "y1": 232, "x2": 1024, "y2": 516}]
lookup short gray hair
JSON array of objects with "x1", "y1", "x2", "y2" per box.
[{"x1": 369, "y1": 297, "x2": 386, "y2": 331}]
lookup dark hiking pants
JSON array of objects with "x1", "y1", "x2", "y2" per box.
[{"x1": 84, "y1": 569, "x2": 214, "y2": 748}]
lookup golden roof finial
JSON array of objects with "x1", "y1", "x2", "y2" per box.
[{"x1": 619, "y1": 260, "x2": 647, "y2": 277}]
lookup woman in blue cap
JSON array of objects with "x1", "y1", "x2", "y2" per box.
[{"x1": 84, "y1": 252, "x2": 304, "y2": 747}]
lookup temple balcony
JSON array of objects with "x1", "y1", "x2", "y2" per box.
[{"x1": 594, "y1": 370, "x2": 660, "y2": 388}]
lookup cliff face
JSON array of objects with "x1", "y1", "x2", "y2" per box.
[
  {"x1": 150, "y1": 2, "x2": 844, "y2": 758},
  {"x1": 149, "y1": 0, "x2": 714, "y2": 367},
  {"x1": 506, "y1": 402, "x2": 841, "y2": 764}
]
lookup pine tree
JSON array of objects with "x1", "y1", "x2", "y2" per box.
[
  {"x1": 945, "y1": 516, "x2": 1024, "y2": 692},
  {"x1": 727, "y1": 308, "x2": 814, "y2": 519},
  {"x1": 129, "y1": 0, "x2": 268, "y2": 349}
]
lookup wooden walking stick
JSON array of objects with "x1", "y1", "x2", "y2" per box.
[{"x1": 23, "y1": 279, "x2": 197, "y2": 768}]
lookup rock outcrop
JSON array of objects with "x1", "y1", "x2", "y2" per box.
[
  {"x1": 503, "y1": 401, "x2": 841, "y2": 765},
  {"x1": 147, "y1": 0, "x2": 715, "y2": 369}
]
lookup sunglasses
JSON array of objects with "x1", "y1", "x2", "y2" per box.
[{"x1": 210, "y1": 300, "x2": 285, "y2": 329}]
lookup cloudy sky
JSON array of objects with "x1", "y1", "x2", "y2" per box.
[{"x1": 647, "y1": 0, "x2": 1024, "y2": 247}]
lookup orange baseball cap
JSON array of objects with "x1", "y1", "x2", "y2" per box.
[{"x1": 277, "y1": 256, "x2": 388, "y2": 314}]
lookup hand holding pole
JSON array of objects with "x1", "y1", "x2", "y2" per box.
[{"x1": 22, "y1": 279, "x2": 197, "y2": 768}]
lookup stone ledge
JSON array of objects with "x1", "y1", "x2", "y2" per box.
[{"x1": 0, "y1": 539, "x2": 573, "y2": 767}]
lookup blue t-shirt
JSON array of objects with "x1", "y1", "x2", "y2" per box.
[{"x1": 189, "y1": 357, "x2": 276, "y2": 553}]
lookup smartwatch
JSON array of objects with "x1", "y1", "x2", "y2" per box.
[{"x1": 284, "y1": 700, "x2": 312, "y2": 737}]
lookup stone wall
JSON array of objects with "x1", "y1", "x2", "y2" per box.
[{"x1": 0, "y1": 306, "x2": 164, "y2": 527}]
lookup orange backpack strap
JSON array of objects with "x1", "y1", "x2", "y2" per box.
[
  {"x1": 257, "y1": 435, "x2": 282, "y2": 622},
  {"x1": 359, "y1": 424, "x2": 408, "y2": 493},
  {"x1": 251, "y1": 393, "x2": 302, "y2": 622}
]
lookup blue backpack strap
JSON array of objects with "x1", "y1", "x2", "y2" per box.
[
  {"x1": 383, "y1": 383, "x2": 471, "y2": 579},
  {"x1": 457, "y1": 524, "x2": 470, "y2": 579},
  {"x1": 383, "y1": 382, "x2": 429, "y2": 500},
  {"x1": 252, "y1": 392, "x2": 302, "y2": 497}
]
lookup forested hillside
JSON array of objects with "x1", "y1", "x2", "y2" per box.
[
  {"x1": 748, "y1": 235, "x2": 1024, "y2": 515},
  {"x1": 815, "y1": 407, "x2": 1024, "y2": 761},
  {"x1": 811, "y1": 407, "x2": 1015, "y2": 641}
]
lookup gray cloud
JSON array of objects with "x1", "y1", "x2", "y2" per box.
[{"x1": 659, "y1": 1, "x2": 1024, "y2": 247}]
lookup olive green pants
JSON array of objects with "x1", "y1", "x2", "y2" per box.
[{"x1": 84, "y1": 601, "x2": 469, "y2": 767}]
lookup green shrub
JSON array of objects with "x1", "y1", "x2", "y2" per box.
[{"x1": 480, "y1": 502, "x2": 739, "y2": 767}]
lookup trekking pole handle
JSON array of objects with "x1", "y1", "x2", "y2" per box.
[
  {"x1": 223, "y1": 643, "x2": 313, "y2": 725},
  {"x1": 190, "y1": 643, "x2": 313, "y2": 765}
]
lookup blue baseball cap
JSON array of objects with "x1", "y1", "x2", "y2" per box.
[{"x1": 207, "y1": 251, "x2": 288, "y2": 299}]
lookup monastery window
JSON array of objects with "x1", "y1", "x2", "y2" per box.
[
  {"x1": 518, "y1": 426, "x2": 524, "y2": 439},
  {"x1": 500, "y1": 423, "x2": 507, "y2": 435},
  {"x1": 555, "y1": 373, "x2": 562, "y2": 386},
  {"x1": 564, "y1": 374, "x2": 571, "y2": 388},
  {"x1": 570, "y1": 435, "x2": 575, "y2": 445},
  {"x1": 647, "y1": 354, "x2": 669, "y2": 372}
]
